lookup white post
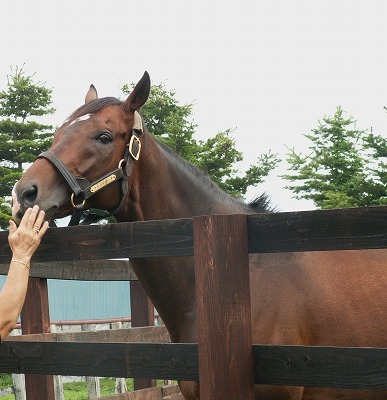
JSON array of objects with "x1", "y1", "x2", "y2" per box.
[
  {"x1": 111, "y1": 321, "x2": 127, "y2": 394},
  {"x1": 82, "y1": 324, "x2": 101, "y2": 399}
]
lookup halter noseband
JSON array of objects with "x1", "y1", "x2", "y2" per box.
[{"x1": 36, "y1": 112, "x2": 143, "y2": 226}]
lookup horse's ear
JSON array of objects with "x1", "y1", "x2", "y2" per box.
[
  {"x1": 123, "y1": 71, "x2": 151, "y2": 113},
  {"x1": 85, "y1": 84, "x2": 98, "y2": 103}
]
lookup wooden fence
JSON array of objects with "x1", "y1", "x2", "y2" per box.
[{"x1": 0, "y1": 206, "x2": 386, "y2": 399}]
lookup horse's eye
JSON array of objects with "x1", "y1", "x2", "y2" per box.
[{"x1": 97, "y1": 132, "x2": 112, "y2": 144}]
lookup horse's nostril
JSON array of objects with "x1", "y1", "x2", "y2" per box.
[{"x1": 22, "y1": 186, "x2": 38, "y2": 206}]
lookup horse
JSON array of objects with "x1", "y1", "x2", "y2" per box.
[{"x1": 12, "y1": 72, "x2": 387, "y2": 400}]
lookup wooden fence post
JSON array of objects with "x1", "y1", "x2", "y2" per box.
[
  {"x1": 193, "y1": 214, "x2": 254, "y2": 400},
  {"x1": 130, "y1": 280, "x2": 155, "y2": 390},
  {"x1": 21, "y1": 277, "x2": 55, "y2": 400}
]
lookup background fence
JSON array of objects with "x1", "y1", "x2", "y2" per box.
[{"x1": 0, "y1": 206, "x2": 386, "y2": 399}]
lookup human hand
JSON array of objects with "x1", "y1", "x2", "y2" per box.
[{"x1": 8, "y1": 205, "x2": 49, "y2": 264}]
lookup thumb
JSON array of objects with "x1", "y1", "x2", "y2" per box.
[{"x1": 8, "y1": 220, "x2": 17, "y2": 235}]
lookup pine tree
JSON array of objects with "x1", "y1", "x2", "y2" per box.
[
  {"x1": 0, "y1": 66, "x2": 55, "y2": 227},
  {"x1": 283, "y1": 107, "x2": 387, "y2": 208}
]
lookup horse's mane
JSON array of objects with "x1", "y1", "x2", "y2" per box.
[
  {"x1": 155, "y1": 138, "x2": 272, "y2": 213},
  {"x1": 66, "y1": 97, "x2": 123, "y2": 123}
]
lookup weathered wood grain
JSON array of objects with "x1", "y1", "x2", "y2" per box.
[
  {"x1": 194, "y1": 214, "x2": 254, "y2": 399},
  {"x1": 248, "y1": 206, "x2": 387, "y2": 253},
  {"x1": 0, "y1": 342, "x2": 198, "y2": 380},
  {"x1": 0, "y1": 207, "x2": 387, "y2": 264},
  {"x1": 7, "y1": 326, "x2": 170, "y2": 344},
  {"x1": 0, "y1": 259, "x2": 137, "y2": 281},
  {"x1": 253, "y1": 344, "x2": 387, "y2": 390},
  {"x1": 0, "y1": 342, "x2": 386, "y2": 389},
  {"x1": 20, "y1": 277, "x2": 54, "y2": 400},
  {"x1": 0, "y1": 218, "x2": 194, "y2": 263},
  {"x1": 0, "y1": 207, "x2": 386, "y2": 267}
]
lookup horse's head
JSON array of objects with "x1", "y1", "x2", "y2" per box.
[{"x1": 13, "y1": 72, "x2": 151, "y2": 224}]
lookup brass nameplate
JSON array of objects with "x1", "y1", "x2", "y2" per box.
[{"x1": 90, "y1": 174, "x2": 117, "y2": 193}]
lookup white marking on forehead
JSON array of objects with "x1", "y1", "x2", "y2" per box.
[{"x1": 65, "y1": 113, "x2": 92, "y2": 127}]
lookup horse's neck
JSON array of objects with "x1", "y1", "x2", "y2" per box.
[
  {"x1": 130, "y1": 256, "x2": 197, "y2": 342},
  {"x1": 123, "y1": 133, "x2": 245, "y2": 221}
]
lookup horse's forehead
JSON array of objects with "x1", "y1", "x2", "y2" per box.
[
  {"x1": 64, "y1": 106, "x2": 129, "y2": 133},
  {"x1": 93, "y1": 106, "x2": 129, "y2": 128}
]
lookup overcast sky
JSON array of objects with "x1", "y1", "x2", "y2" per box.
[{"x1": 2, "y1": 1, "x2": 387, "y2": 211}]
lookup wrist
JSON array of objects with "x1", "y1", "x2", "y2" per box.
[
  {"x1": 11, "y1": 253, "x2": 32, "y2": 265},
  {"x1": 11, "y1": 258, "x2": 31, "y2": 271}
]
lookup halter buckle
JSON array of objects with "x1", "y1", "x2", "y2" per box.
[
  {"x1": 128, "y1": 135, "x2": 141, "y2": 161},
  {"x1": 71, "y1": 193, "x2": 86, "y2": 208}
]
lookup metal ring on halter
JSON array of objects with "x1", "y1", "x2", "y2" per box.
[
  {"x1": 71, "y1": 193, "x2": 86, "y2": 208},
  {"x1": 118, "y1": 159, "x2": 125, "y2": 169}
]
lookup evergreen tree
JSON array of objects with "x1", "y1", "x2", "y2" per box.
[
  {"x1": 364, "y1": 128, "x2": 387, "y2": 204},
  {"x1": 0, "y1": 66, "x2": 55, "y2": 227},
  {"x1": 283, "y1": 107, "x2": 387, "y2": 208}
]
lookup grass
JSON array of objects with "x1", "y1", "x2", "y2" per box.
[
  {"x1": 0, "y1": 375, "x2": 12, "y2": 389},
  {"x1": 62, "y1": 378, "x2": 134, "y2": 399},
  {"x1": 0, "y1": 375, "x2": 168, "y2": 399}
]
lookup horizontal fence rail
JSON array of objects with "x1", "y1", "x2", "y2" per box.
[
  {"x1": 0, "y1": 218, "x2": 194, "y2": 262},
  {"x1": 7, "y1": 325, "x2": 170, "y2": 343},
  {"x1": 0, "y1": 259, "x2": 136, "y2": 281},
  {"x1": 0, "y1": 341, "x2": 386, "y2": 390},
  {"x1": 247, "y1": 206, "x2": 387, "y2": 253},
  {"x1": 0, "y1": 206, "x2": 386, "y2": 265}
]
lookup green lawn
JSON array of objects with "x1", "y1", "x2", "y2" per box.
[{"x1": 62, "y1": 378, "x2": 135, "y2": 399}]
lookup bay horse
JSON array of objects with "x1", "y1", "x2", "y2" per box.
[{"x1": 13, "y1": 72, "x2": 386, "y2": 400}]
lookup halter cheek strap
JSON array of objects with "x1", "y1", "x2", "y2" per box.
[{"x1": 36, "y1": 112, "x2": 143, "y2": 226}]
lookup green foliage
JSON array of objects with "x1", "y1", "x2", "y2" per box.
[
  {"x1": 62, "y1": 378, "x2": 134, "y2": 399},
  {"x1": 0, "y1": 66, "x2": 55, "y2": 228},
  {"x1": 0, "y1": 373, "x2": 13, "y2": 388},
  {"x1": 364, "y1": 130, "x2": 387, "y2": 195},
  {"x1": 122, "y1": 81, "x2": 278, "y2": 197},
  {"x1": 283, "y1": 106, "x2": 387, "y2": 209},
  {"x1": 0, "y1": 66, "x2": 55, "y2": 121}
]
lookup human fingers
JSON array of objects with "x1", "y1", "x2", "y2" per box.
[
  {"x1": 37, "y1": 220, "x2": 49, "y2": 239},
  {"x1": 8, "y1": 218, "x2": 20, "y2": 247},
  {"x1": 18, "y1": 207, "x2": 33, "y2": 229},
  {"x1": 32, "y1": 209, "x2": 46, "y2": 234},
  {"x1": 9, "y1": 219, "x2": 17, "y2": 235},
  {"x1": 26, "y1": 205, "x2": 40, "y2": 231},
  {"x1": 9, "y1": 207, "x2": 48, "y2": 259}
]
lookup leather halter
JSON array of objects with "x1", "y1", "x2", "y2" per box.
[{"x1": 36, "y1": 112, "x2": 143, "y2": 226}]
